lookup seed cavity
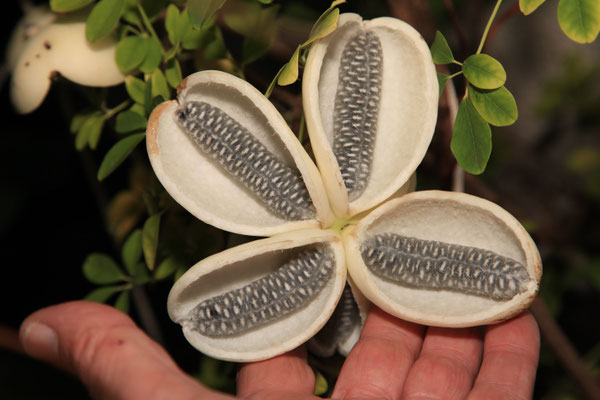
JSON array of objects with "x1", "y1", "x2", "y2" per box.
[
  {"x1": 310, "y1": 283, "x2": 360, "y2": 353},
  {"x1": 361, "y1": 233, "x2": 532, "y2": 301},
  {"x1": 176, "y1": 101, "x2": 316, "y2": 221},
  {"x1": 333, "y1": 30, "x2": 383, "y2": 201},
  {"x1": 189, "y1": 245, "x2": 335, "y2": 337}
]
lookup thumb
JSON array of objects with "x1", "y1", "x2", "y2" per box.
[{"x1": 19, "y1": 301, "x2": 232, "y2": 400}]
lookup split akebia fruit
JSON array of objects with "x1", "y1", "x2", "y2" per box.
[{"x1": 147, "y1": 13, "x2": 542, "y2": 362}]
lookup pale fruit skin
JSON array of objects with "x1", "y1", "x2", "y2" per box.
[{"x1": 10, "y1": 11, "x2": 125, "y2": 114}]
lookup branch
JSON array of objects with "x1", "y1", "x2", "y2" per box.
[{"x1": 530, "y1": 298, "x2": 600, "y2": 400}]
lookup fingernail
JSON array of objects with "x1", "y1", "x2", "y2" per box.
[{"x1": 21, "y1": 322, "x2": 58, "y2": 359}]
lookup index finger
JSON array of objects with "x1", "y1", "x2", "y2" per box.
[{"x1": 467, "y1": 311, "x2": 540, "y2": 400}]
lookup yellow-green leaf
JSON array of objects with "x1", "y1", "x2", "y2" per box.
[
  {"x1": 165, "y1": 4, "x2": 181, "y2": 45},
  {"x1": 437, "y1": 72, "x2": 450, "y2": 97},
  {"x1": 97, "y1": 133, "x2": 146, "y2": 181},
  {"x1": 314, "y1": 370, "x2": 328, "y2": 396},
  {"x1": 151, "y1": 69, "x2": 170, "y2": 101},
  {"x1": 462, "y1": 54, "x2": 506, "y2": 90},
  {"x1": 114, "y1": 290, "x2": 130, "y2": 313},
  {"x1": 51, "y1": 0, "x2": 94, "y2": 12},
  {"x1": 86, "y1": 0, "x2": 125, "y2": 42},
  {"x1": 139, "y1": 37, "x2": 163, "y2": 74},
  {"x1": 84, "y1": 286, "x2": 123, "y2": 303},
  {"x1": 451, "y1": 98, "x2": 491, "y2": 175},
  {"x1": 278, "y1": 47, "x2": 301, "y2": 86},
  {"x1": 305, "y1": 8, "x2": 340, "y2": 46},
  {"x1": 125, "y1": 76, "x2": 146, "y2": 104},
  {"x1": 519, "y1": 0, "x2": 547, "y2": 15},
  {"x1": 188, "y1": 0, "x2": 226, "y2": 28},
  {"x1": 121, "y1": 229, "x2": 143, "y2": 274},
  {"x1": 557, "y1": 0, "x2": 600, "y2": 43},
  {"x1": 115, "y1": 36, "x2": 146, "y2": 72},
  {"x1": 469, "y1": 84, "x2": 518, "y2": 127},
  {"x1": 306, "y1": 0, "x2": 345, "y2": 46},
  {"x1": 155, "y1": 256, "x2": 181, "y2": 280},
  {"x1": 115, "y1": 110, "x2": 147, "y2": 134},
  {"x1": 165, "y1": 58, "x2": 183, "y2": 88},
  {"x1": 142, "y1": 213, "x2": 161, "y2": 270},
  {"x1": 83, "y1": 253, "x2": 127, "y2": 284},
  {"x1": 430, "y1": 31, "x2": 454, "y2": 64}
]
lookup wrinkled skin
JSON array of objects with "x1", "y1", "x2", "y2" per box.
[{"x1": 20, "y1": 301, "x2": 539, "y2": 400}]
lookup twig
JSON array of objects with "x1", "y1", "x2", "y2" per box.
[
  {"x1": 0, "y1": 325, "x2": 23, "y2": 354},
  {"x1": 530, "y1": 298, "x2": 600, "y2": 400},
  {"x1": 484, "y1": 1, "x2": 520, "y2": 52}
]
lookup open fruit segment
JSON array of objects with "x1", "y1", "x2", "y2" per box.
[
  {"x1": 147, "y1": 70, "x2": 333, "y2": 236},
  {"x1": 303, "y1": 13, "x2": 439, "y2": 218},
  {"x1": 343, "y1": 191, "x2": 542, "y2": 327},
  {"x1": 167, "y1": 229, "x2": 346, "y2": 362}
]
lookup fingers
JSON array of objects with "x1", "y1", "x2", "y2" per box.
[
  {"x1": 401, "y1": 326, "x2": 484, "y2": 399},
  {"x1": 20, "y1": 301, "x2": 232, "y2": 400},
  {"x1": 332, "y1": 306, "x2": 425, "y2": 399},
  {"x1": 468, "y1": 312, "x2": 540, "y2": 400},
  {"x1": 237, "y1": 347, "x2": 316, "y2": 400}
]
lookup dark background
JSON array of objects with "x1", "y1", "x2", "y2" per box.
[{"x1": 1, "y1": 0, "x2": 599, "y2": 398}]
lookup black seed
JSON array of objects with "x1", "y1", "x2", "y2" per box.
[
  {"x1": 361, "y1": 233, "x2": 532, "y2": 301},
  {"x1": 333, "y1": 31, "x2": 383, "y2": 201},
  {"x1": 189, "y1": 246, "x2": 335, "y2": 337},
  {"x1": 176, "y1": 101, "x2": 316, "y2": 221}
]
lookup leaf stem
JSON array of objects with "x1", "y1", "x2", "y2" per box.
[
  {"x1": 449, "y1": 70, "x2": 463, "y2": 79},
  {"x1": 476, "y1": 0, "x2": 503, "y2": 54},
  {"x1": 452, "y1": 60, "x2": 463, "y2": 66},
  {"x1": 298, "y1": 113, "x2": 306, "y2": 143},
  {"x1": 137, "y1": 4, "x2": 163, "y2": 55},
  {"x1": 104, "y1": 99, "x2": 132, "y2": 119}
]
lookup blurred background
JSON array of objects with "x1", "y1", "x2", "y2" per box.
[{"x1": 0, "y1": 0, "x2": 598, "y2": 398}]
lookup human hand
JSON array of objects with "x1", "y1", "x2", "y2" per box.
[{"x1": 19, "y1": 301, "x2": 539, "y2": 399}]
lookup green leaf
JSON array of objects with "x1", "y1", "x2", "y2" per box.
[
  {"x1": 84, "y1": 286, "x2": 123, "y2": 303},
  {"x1": 115, "y1": 110, "x2": 147, "y2": 134},
  {"x1": 165, "y1": 58, "x2": 183, "y2": 89},
  {"x1": 87, "y1": 116, "x2": 106, "y2": 150},
  {"x1": 70, "y1": 111, "x2": 96, "y2": 135},
  {"x1": 430, "y1": 31, "x2": 455, "y2": 64},
  {"x1": 519, "y1": 0, "x2": 547, "y2": 15},
  {"x1": 51, "y1": 0, "x2": 94, "y2": 12},
  {"x1": 202, "y1": 27, "x2": 227, "y2": 59},
  {"x1": 437, "y1": 72, "x2": 450, "y2": 97},
  {"x1": 314, "y1": 370, "x2": 328, "y2": 396},
  {"x1": 277, "y1": 47, "x2": 300, "y2": 86},
  {"x1": 75, "y1": 112, "x2": 104, "y2": 151},
  {"x1": 305, "y1": 0, "x2": 345, "y2": 46},
  {"x1": 462, "y1": 54, "x2": 506, "y2": 90},
  {"x1": 224, "y1": 2, "x2": 278, "y2": 64},
  {"x1": 154, "y1": 256, "x2": 180, "y2": 280},
  {"x1": 257, "y1": 0, "x2": 273, "y2": 4},
  {"x1": 83, "y1": 253, "x2": 126, "y2": 284},
  {"x1": 557, "y1": 0, "x2": 600, "y2": 43},
  {"x1": 121, "y1": 229, "x2": 143, "y2": 275},
  {"x1": 125, "y1": 76, "x2": 146, "y2": 104},
  {"x1": 86, "y1": 0, "x2": 126, "y2": 42},
  {"x1": 165, "y1": 4, "x2": 182, "y2": 45},
  {"x1": 97, "y1": 133, "x2": 146, "y2": 181},
  {"x1": 115, "y1": 36, "x2": 146, "y2": 72},
  {"x1": 129, "y1": 103, "x2": 146, "y2": 116},
  {"x1": 451, "y1": 98, "x2": 492, "y2": 174},
  {"x1": 305, "y1": 8, "x2": 340, "y2": 46},
  {"x1": 142, "y1": 213, "x2": 161, "y2": 270},
  {"x1": 144, "y1": 78, "x2": 153, "y2": 116},
  {"x1": 188, "y1": 0, "x2": 226, "y2": 28},
  {"x1": 151, "y1": 69, "x2": 170, "y2": 101},
  {"x1": 139, "y1": 38, "x2": 163, "y2": 74},
  {"x1": 469, "y1": 84, "x2": 518, "y2": 127},
  {"x1": 114, "y1": 290, "x2": 130, "y2": 313},
  {"x1": 132, "y1": 262, "x2": 152, "y2": 285}
]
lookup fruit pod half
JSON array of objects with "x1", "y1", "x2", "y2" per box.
[
  {"x1": 167, "y1": 229, "x2": 346, "y2": 362},
  {"x1": 303, "y1": 13, "x2": 438, "y2": 219},
  {"x1": 147, "y1": 70, "x2": 334, "y2": 236},
  {"x1": 343, "y1": 191, "x2": 542, "y2": 327}
]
